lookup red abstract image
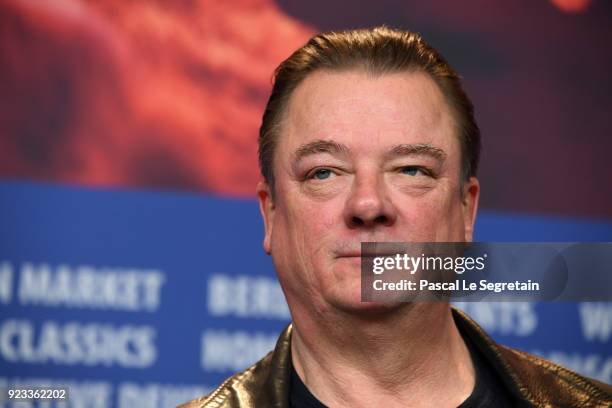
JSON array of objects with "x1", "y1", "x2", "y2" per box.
[
  {"x1": 0, "y1": 0, "x2": 313, "y2": 195},
  {"x1": 1, "y1": 0, "x2": 611, "y2": 218}
]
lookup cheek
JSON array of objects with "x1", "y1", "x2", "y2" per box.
[
  {"x1": 434, "y1": 193, "x2": 466, "y2": 240},
  {"x1": 277, "y1": 181, "x2": 341, "y2": 237},
  {"x1": 398, "y1": 187, "x2": 465, "y2": 240},
  {"x1": 271, "y1": 192, "x2": 341, "y2": 273},
  {"x1": 270, "y1": 198, "x2": 341, "y2": 305},
  {"x1": 270, "y1": 196, "x2": 322, "y2": 261}
]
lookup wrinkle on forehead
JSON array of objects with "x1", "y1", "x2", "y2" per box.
[{"x1": 284, "y1": 69, "x2": 454, "y2": 147}]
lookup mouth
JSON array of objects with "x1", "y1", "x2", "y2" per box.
[
  {"x1": 335, "y1": 242, "x2": 410, "y2": 259},
  {"x1": 336, "y1": 251, "x2": 402, "y2": 258},
  {"x1": 335, "y1": 253, "x2": 388, "y2": 260},
  {"x1": 336, "y1": 253, "x2": 361, "y2": 258}
]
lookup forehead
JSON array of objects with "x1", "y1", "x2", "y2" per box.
[{"x1": 279, "y1": 69, "x2": 458, "y2": 156}]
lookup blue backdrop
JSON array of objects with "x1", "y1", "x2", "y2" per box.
[{"x1": 0, "y1": 181, "x2": 610, "y2": 407}]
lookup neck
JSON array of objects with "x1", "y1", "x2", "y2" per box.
[{"x1": 290, "y1": 303, "x2": 475, "y2": 408}]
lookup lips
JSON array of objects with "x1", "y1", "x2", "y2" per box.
[
  {"x1": 334, "y1": 241, "x2": 411, "y2": 259},
  {"x1": 336, "y1": 253, "x2": 392, "y2": 259},
  {"x1": 336, "y1": 253, "x2": 364, "y2": 258}
]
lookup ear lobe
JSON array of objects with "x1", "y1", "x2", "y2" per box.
[
  {"x1": 462, "y1": 177, "x2": 480, "y2": 242},
  {"x1": 257, "y1": 181, "x2": 275, "y2": 254}
]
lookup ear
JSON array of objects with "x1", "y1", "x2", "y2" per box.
[
  {"x1": 257, "y1": 181, "x2": 275, "y2": 254},
  {"x1": 461, "y1": 177, "x2": 480, "y2": 242}
]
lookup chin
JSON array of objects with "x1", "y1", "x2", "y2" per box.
[
  {"x1": 335, "y1": 300, "x2": 412, "y2": 321},
  {"x1": 326, "y1": 285, "x2": 407, "y2": 316}
]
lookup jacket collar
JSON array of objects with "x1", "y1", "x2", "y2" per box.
[
  {"x1": 190, "y1": 307, "x2": 611, "y2": 407},
  {"x1": 262, "y1": 308, "x2": 526, "y2": 406},
  {"x1": 450, "y1": 307, "x2": 536, "y2": 406}
]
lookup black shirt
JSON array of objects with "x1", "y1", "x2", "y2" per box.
[{"x1": 289, "y1": 333, "x2": 516, "y2": 408}]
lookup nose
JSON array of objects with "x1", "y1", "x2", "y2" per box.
[{"x1": 343, "y1": 172, "x2": 397, "y2": 229}]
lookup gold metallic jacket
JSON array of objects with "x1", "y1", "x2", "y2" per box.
[{"x1": 180, "y1": 309, "x2": 612, "y2": 407}]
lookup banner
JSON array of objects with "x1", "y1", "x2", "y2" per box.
[{"x1": 0, "y1": 182, "x2": 610, "y2": 407}]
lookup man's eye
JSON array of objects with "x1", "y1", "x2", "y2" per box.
[
  {"x1": 310, "y1": 168, "x2": 333, "y2": 180},
  {"x1": 400, "y1": 166, "x2": 423, "y2": 176}
]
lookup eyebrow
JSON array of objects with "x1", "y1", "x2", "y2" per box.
[
  {"x1": 292, "y1": 140, "x2": 447, "y2": 164},
  {"x1": 293, "y1": 140, "x2": 351, "y2": 162},
  {"x1": 386, "y1": 143, "x2": 447, "y2": 161}
]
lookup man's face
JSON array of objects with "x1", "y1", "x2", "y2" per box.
[{"x1": 257, "y1": 70, "x2": 479, "y2": 313}]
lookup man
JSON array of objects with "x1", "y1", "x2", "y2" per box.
[{"x1": 182, "y1": 27, "x2": 611, "y2": 407}]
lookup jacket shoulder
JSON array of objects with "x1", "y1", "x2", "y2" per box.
[
  {"x1": 498, "y1": 345, "x2": 612, "y2": 407},
  {"x1": 178, "y1": 324, "x2": 292, "y2": 408},
  {"x1": 178, "y1": 351, "x2": 274, "y2": 408}
]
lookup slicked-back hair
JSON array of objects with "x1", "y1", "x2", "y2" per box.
[{"x1": 258, "y1": 26, "x2": 480, "y2": 195}]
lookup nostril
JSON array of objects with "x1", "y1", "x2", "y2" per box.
[
  {"x1": 374, "y1": 215, "x2": 388, "y2": 225},
  {"x1": 352, "y1": 216, "x2": 364, "y2": 226},
  {"x1": 350, "y1": 215, "x2": 390, "y2": 227}
]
